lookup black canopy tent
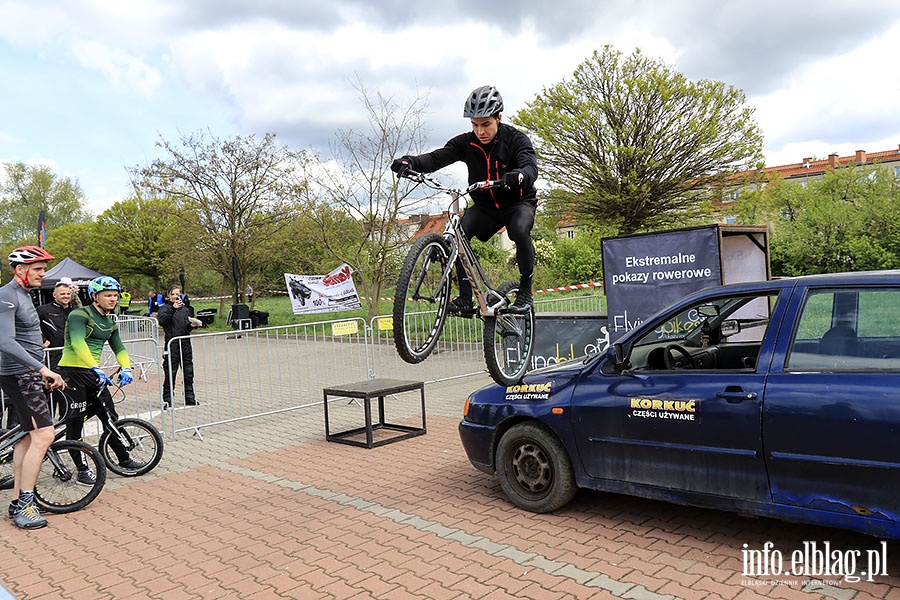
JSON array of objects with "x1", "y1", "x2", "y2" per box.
[{"x1": 38, "y1": 257, "x2": 103, "y2": 305}]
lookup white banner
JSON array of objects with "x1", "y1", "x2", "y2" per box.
[{"x1": 284, "y1": 264, "x2": 362, "y2": 315}]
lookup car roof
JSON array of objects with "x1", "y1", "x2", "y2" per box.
[{"x1": 699, "y1": 269, "x2": 900, "y2": 296}]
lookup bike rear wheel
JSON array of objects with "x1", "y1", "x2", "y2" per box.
[
  {"x1": 393, "y1": 232, "x2": 452, "y2": 363},
  {"x1": 99, "y1": 418, "x2": 164, "y2": 477},
  {"x1": 484, "y1": 280, "x2": 535, "y2": 386},
  {"x1": 35, "y1": 440, "x2": 107, "y2": 514}
]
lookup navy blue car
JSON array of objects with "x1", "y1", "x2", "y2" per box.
[{"x1": 459, "y1": 271, "x2": 900, "y2": 539}]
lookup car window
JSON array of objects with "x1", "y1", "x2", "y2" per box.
[
  {"x1": 628, "y1": 292, "x2": 776, "y2": 371},
  {"x1": 787, "y1": 287, "x2": 900, "y2": 371}
]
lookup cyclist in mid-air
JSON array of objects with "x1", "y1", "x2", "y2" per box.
[
  {"x1": 57, "y1": 276, "x2": 143, "y2": 485},
  {"x1": 391, "y1": 85, "x2": 539, "y2": 314}
]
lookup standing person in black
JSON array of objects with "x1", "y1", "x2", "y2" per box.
[
  {"x1": 391, "y1": 85, "x2": 539, "y2": 314},
  {"x1": 157, "y1": 285, "x2": 200, "y2": 408},
  {"x1": 37, "y1": 277, "x2": 75, "y2": 372}
]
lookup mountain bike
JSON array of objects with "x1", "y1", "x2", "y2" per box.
[
  {"x1": 392, "y1": 169, "x2": 535, "y2": 386},
  {"x1": 66, "y1": 370, "x2": 164, "y2": 477},
  {"x1": 0, "y1": 394, "x2": 107, "y2": 514}
]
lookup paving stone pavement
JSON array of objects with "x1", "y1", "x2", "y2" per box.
[{"x1": 1, "y1": 373, "x2": 899, "y2": 600}]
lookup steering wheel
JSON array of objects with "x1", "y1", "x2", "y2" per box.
[{"x1": 663, "y1": 344, "x2": 696, "y2": 369}]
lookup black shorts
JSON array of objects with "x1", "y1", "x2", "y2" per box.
[
  {"x1": 0, "y1": 372, "x2": 53, "y2": 431},
  {"x1": 58, "y1": 367, "x2": 113, "y2": 421}
]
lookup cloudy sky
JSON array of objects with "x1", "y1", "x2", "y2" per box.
[{"x1": 1, "y1": 0, "x2": 899, "y2": 215}]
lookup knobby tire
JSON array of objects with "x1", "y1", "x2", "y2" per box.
[
  {"x1": 483, "y1": 280, "x2": 535, "y2": 386},
  {"x1": 35, "y1": 439, "x2": 107, "y2": 514},
  {"x1": 393, "y1": 233, "x2": 452, "y2": 363},
  {"x1": 99, "y1": 418, "x2": 164, "y2": 476}
]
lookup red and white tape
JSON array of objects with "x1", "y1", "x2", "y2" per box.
[{"x1": 188, "y1": 281, "x2": 603, "y2": 303}]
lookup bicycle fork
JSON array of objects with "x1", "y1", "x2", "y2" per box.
[{"x1": 46, "y1": 447, "x2": 75, "y2": 482}]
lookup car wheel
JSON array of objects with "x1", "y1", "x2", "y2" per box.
[{"x1": 496, "y1": 422, "x2": 577, "y2": 513}]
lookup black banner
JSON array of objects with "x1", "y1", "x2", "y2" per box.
[
  {"x1": 531, "y1": 313, "x2": 609, "y2": 370},
  {"x1": 602, "y1": 226, "x2": 721, "y2": 342}
]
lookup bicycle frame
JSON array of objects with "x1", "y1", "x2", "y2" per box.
[
  {"x1": 442, "y1": 213, "x2": 508, "y2": 317},
  {"x1": 90, "y1": 371, "x2": 131, "y2": 449},
  {"x1": 0, "y1": 425, "x2": 26, "y2": 455},
  {"x1": 405, "y1": 171, "x2": 509, "y2": 317},
  {"x1": 1, "y1": 421, "x2": 91, "y2": 496}
]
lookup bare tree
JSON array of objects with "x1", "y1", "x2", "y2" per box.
[
  {"x1": 131, "y1": 131, "x2": 308, "y2": 302},
  {"x1": 310, "y1": 82, "x2": 432, "y2": 319}
]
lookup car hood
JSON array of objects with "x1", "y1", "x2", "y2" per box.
[{"x1": 469, "y1": 359, "x2": 586, "y2": 405}]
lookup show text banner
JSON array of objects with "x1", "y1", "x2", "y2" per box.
[{"x1": 602, "y1": 226, "x2": 721, "y2": 342}]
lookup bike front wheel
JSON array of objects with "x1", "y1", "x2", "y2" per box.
[
  {"x1": 393, "y1": 232, "x2": 452, "y2": 363},
  {"x1": 35, "y1": 440, "x2": 107, "y2": 514},
  {"x1": 99, "y1": 418, "x2": 164, "y2": 476},
  {"x1": 484, "y1": 280, "x2": 535, "y2": 386}
]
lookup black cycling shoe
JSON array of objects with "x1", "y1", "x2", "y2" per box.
[
  {"x1": 506, "y1": 289, "x2": 533, "y2": 314},
  {"x1": 118, "y1": 457, "x2": 146, "y2": 470},
  {"x1": 447, "y1": 297, "x2": 476, "y2": 318}
]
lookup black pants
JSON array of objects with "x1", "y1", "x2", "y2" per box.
[
  {"x1": 59, "y1": 368, "x2": 129, "y2": 466},
  {"x1": 162, "y1": 339, "x2": 194, "y2": 406},
  {"x1": 457, "y1": 202, "x2": 536, "y2": 293}
]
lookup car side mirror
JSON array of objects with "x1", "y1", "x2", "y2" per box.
[
  {"x1": 607, "y1": 343, "x2": 626, "y2": 371},
  {"x1": 720, "y1": 319, "x2": 741, "y2": 338}
]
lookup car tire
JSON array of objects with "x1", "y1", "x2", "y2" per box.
[{"x1": 496, "y1": 422, "x2": 577, "y2": 513}]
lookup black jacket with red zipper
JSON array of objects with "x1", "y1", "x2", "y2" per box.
[{"x1": 402, "y1": 122, "x2": 538, "y2": 210}]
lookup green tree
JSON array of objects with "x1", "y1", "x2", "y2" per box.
[
  {"x1": 737, "y1": 164, "x2": 900, "y2": 275},
  {"x1": 85, "y1": 195, "x2": 177, "y2": 290},
  {"x1": 0, "y1": 162, "x2": 92, "y2": 244},
  {"x1": 513, "y1": 46, "x2": 764, "y2": 234},
  {"x1": 132, "y1": 132, "x2": 309, "y2": 302},
  {"x1": 263, "y1": 201, "x2": 363, "y2": 289},
  {"x1": 551, "y1": 227, "x2": 609, "y2": 284},
  {"x1": 44, "y1": 222, "x2": 94, "y2": 265}
]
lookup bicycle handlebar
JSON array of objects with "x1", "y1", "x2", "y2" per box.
[
  {"x1": 400, "y1": 169, "x2": 504, "y2": 197},
  {"x1": 96, "y1": 367, "x2": 123, "y2": 398}
]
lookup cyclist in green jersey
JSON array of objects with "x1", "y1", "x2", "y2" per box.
[{"x1": 58, "y1": 276, "x2": 143, "y2": 484}]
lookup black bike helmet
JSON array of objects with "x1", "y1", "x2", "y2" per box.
[{"x1": 463, "y1": 85, "x2": 503, "y2": 118}]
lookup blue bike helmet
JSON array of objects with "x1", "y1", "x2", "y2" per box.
[{"x1": 88, "y1": 275, "x2": 122, "y2": 299}]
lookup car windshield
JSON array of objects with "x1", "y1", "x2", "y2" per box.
[
  {"x1": 633, "y1": 297, "x2": 751, "y2": 348},
  {"x1": 617, "y1": 292, "x2": 776, "y2": 372}
]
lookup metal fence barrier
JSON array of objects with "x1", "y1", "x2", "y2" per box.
[{"x1": 2, "y1": 295, "x2": 602, "y2": 440}]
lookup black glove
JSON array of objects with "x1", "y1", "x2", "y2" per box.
[
  {"x1": 391, "y1": 157, "x2": 411, "y2": 177},
  {"x1": 503, "y1": 171, "x2": 524, "y2": 190}
]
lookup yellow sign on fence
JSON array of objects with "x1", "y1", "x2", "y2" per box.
[
  {"x1": 378, "y1": 317, "x2": 393, "y2": 330},
  {"x1": 331, "y1": 320, "x2": 359, "y2": 336}
]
